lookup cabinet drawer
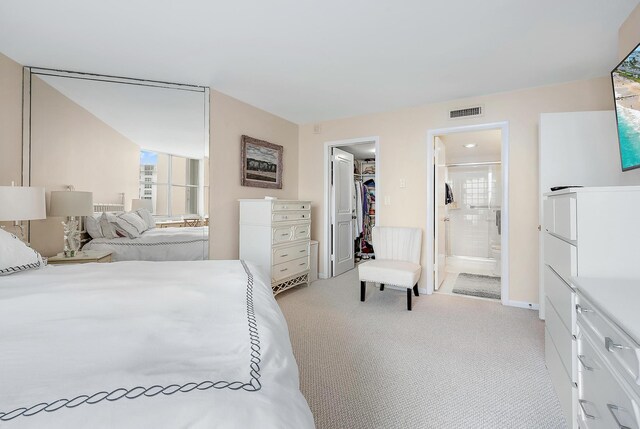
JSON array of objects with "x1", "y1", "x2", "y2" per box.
[
  {"x1": 272, "y1": 226, "x2": 294, "y2": 244},
  {"x1": 272, "y1": 211, "x2": 310, "y2": 222},
  {"x1": 293, "y1": 224, "x2": 311, "y2": 240},
  {"x1": 545, "y1": 328, "x2": 577, "y2": 428},
  {"x1": 544, "y1": 233, "x2": 577, "y2": 284},
  {"x1": 546, "y1": 297, "x2": 575, "y2": 382},
  {"x1": 273, "y1": 202, "x2": 310, "y2": 211},
  {"x1": 272, "y1": 242, "x2": 309, "y2": 265},
  {"x1": 553, "y1": 195, "x2": 577, "y2": 241},
  {"x1": 272, "y1": 256, "x2": 309, "y2": 282},
  {"x1": 545, "y1": 265, "x2": 575, "y2": 334},
  {"x1": 578, "y1": 332, "x2": 640, "y2": 429},
  {"x1": 577, "y1": 294, "x2": 640, "y2": 397}
]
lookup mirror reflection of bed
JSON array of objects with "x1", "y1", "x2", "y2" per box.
[{"x1": 26, "y1": 69, "x2": 210, "y2": 261}]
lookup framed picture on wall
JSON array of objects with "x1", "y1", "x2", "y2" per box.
[{"x1": 241, "y1": 135, "x2": 283, "y2": 189}]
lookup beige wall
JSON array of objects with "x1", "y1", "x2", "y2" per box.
[
  {"x1": 619, "y1": 3, "x2": 640, "y2": 60},
  {"x1": 209, "y1": 90, "x2": 299, "y2": 260},
  {"x1": 298, "y1": 77, "x2": 613, "y2": 304},
  {"x1": 0, "y1": 52, "x2": 22, "y2": 186},
  {"x1": 30, "y1": 76, "x2": 141, "y2": 257}
]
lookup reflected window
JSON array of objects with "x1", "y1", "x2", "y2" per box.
[{"x1": 139, "y1": 150, "x2": 202, "y2": 218}]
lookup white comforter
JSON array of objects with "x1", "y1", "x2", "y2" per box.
[
  {"x1": 0, "y1": 260, "x2": 314, "y2": 428},
  {"x1": 83, "y1": 227, "x2": 209, "y2": 261}
]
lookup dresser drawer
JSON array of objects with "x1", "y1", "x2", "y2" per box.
[
  {"x1": 546, "y1": 328, "x2": 577, "y2": 428},
  {"x1": 578, "y1": 332, "x2": 640, "y2": 429},
  {"x1": 272, "y1": 242, "x2": 309, "y2": 265},
  {"x1": 293, "y1": 224, "x2": 311, "y2": 240},
  {"x1": 273, "y1": 202, "x2": 310, "y2": 211},
  {"x1": 272, "y1": 256, "x2": 309, "y2": 282},
  {"x1": 577, "y1": 294, "x2": 640, "y2": 397},
  {"x1": 544, "y1": 233, "x2": 577, "y2": 284},
  {"x1": 545, "y1": 265, "x2": 575, "y2": 334},
  {"x1": 545, "y1": 194, "x2": 577, "y2": 241},
  {"x1": 272, "y1": 226, "x2": 294, "y2": 244},
  {"x1": 272, "y1": 211, "x2": 310, "y2": 222},
  {"x1": 547, "y1": 297, "x2": 576, "y2": 382}
]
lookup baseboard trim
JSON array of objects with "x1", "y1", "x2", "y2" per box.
[
  {"x1": 506, "y1": 300, "x2": 539, "y2": 310},
  {"x1": 319, "y1": 272, "x2": 329, "y2": 280}
]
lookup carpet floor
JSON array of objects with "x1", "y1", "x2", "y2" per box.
[{"x1": 276, "y1": 268, "x2": 566, "y2": 429}]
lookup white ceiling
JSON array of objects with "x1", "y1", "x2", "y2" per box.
[
  {"x1": 37, "y1": 74, "x2": 208, "y2": 159},
  {"x1": 1, "y1": 0, "x2": 637, "y2": 124},
  {"x1": 338, "y1": 142, "x2": 376, "y2": 160},
  {"x1": 440, "y1": 130, "x2": 501, "y2": 164}
]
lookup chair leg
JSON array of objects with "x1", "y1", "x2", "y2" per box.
[
  {"x1": 360, "y1": 281, "x2": 366, "y2": 302},
  {"x1": 413, "y1": 284, "x2": 419, "y2": 297},
  {"x1": 380, "y1": 283, "x2": 385, "y2": 291},
  {"x1": 407, "y1": 288, "x2": 412, "y2": 311}
]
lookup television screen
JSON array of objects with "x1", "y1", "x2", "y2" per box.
[{"x1": 612, "y1": 42, "x2": 640, "y2": 171}]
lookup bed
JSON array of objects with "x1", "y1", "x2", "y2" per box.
[
  {"x1": 0, "y1": 260, "x2": 314, "y2": 428},
  {"x1": 82, "y1": 226, "x2": 209, "y2": 261}
]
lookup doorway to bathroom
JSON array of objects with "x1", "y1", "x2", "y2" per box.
[{"x1": 426, "y1": 122, "x2": 509, "y2": 304}]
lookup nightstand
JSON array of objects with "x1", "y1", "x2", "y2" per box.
[{"x1": 47, "y1": 250, "x2": 113, "y2": 265}]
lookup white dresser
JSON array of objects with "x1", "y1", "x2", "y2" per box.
[
  {"x1": 573, "y1": 278, "x2": 640, "y2": 429},
  {"x1": 543, "y1": 186, "x2": 640, "y2": 428},
  {"x1": 239, "y1": 199, "x2": 311, "y2": 295}
]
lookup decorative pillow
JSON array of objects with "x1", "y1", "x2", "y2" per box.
[
  {"x1": 113, "y1": 212, "x2": 147, "y2": 238},
  {"x1": 99, "y1": 213, "x2": 118, "y2": 239},
  {"x1": 0, "y1": 228, "x2": 44, "y2": 275},
  {"x1": 135, "y1": 208, "x2": 156, "y2": 230},
  {"x1": 84, "y1": 214, "x2": 103, "y2": 239}
]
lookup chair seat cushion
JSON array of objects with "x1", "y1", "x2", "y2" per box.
[{"x1": 358, "y1": 259, "x2": 421, "y2": 288}]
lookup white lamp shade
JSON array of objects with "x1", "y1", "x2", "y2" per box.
[
  {"x1": 0, "y1": 186, "x2": 46, "y2": 221},
  {"x1": 49, "y1": 191, "x2": 94, "y2": 217},
  {"x1": 131, "y1": 199, "x2": 153, "y2": 211}
]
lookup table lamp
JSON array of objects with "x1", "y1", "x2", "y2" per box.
[
  {"x1": 49, "y1": 189, "x2": 93, "y2": 257},
  {"x1": 0, "y1": 184, "x2": 46, "y2": 242}
]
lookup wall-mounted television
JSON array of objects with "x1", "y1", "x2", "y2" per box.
[{"x1": 612, "y1": 42, "x2": 640, "y2": 171}]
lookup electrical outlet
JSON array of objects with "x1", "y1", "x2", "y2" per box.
[
  {"x1": 400, "y1": 179, "x2": 406, "y2": 188},
  {"x1": 384, "y1": 196, "x2": 391, "y2": 206}
]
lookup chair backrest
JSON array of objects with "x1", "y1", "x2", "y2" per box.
[{"x1": 372, "y1": 226, "x2": 422, "y2": 264}]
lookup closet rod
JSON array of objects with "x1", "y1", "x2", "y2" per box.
[{"x1": 445, "y1": 161, "x2": 501, "y2": 167}]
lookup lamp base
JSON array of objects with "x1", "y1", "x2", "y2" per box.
[{"x1": 63, "y1": 249, "x2": 77, "y2": 258}]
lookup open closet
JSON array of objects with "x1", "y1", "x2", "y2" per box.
[{"x1": 353, "y1": 158, "x2": 376, "y2": 261}]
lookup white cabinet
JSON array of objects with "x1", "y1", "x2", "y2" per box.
[
  {"x1": 573, "y1": 279, "x2": 640, "y2": 429},
  {"x1": 543, "y1": 186, "x2": 640, "y2": 428},
  {"x1": 239, "y1": 199, "x2": 311, "y2": 295}
]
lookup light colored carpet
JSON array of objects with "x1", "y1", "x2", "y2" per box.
[
  {"x1": 276, "y1": 268, "x2": 566, "y2": 429},
  {"x1": 453, "y1": 273, "x2": 501, "y2": 300}
]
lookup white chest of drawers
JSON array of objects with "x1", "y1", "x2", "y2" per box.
[
  {"x1": 543, "y1": 186, "x2": 640, "y2": 428},
  {"x1": 239, "y1": 199, "x2": 311, "y2": 295},
  {"x1": 573, "y1": 278, "x2": 640, "y2": 429}
]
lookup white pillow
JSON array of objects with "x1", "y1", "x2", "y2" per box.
[
  {"x1": 135, "y1": 208, "x2": 156, "y2": 230},
  {"x1": 99, "y1": 213, "x2": 118, "y2": 239},
  {"x1": 113, "y1": 212, "x2": 147, "y2": 238},
  {"x1": 84, "y1": 214, "x2": 103, "y2": 239},
  {"x1": 0, "y1": 228, "x2": 44, "y2": 275}
]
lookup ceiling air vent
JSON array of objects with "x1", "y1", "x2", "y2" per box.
[{"x1": 449, "y1": 105, "x2": 483, "y2": 120}]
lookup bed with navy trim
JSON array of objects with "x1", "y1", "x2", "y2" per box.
[
  {"x1": 0, "y1": 260, "x2": 313, "y2": 428},
  {"x1": 82, "y1": 227, "x2": 209, "y2": 261}
]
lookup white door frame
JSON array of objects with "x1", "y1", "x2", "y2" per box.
[
  {"x1": 322, "y1": 136, "x2": 380, "y2": 279},
  {"x1": 426, "y1": 122, "x2": 510, "y2": 306}
]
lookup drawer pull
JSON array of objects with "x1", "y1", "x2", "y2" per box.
[
  {"x1": 576, "y1": 304, "x2": 593, "y2": 314},
  {"x1": 281, "y1": 233, "x2": 289, "y2": 237},
  {"x1": 282, "y1": 215, "x2": 288, "y2": 219},
  {"x1": 299, "y1": 262, "x2": 306, "y2": 266},
  {"x1": 605, "y1": 337, "x2": 630, "y2": 353},
  {"x1": 280, "y1": 254, "x2": 288, "y2": 257},
  {"x1": 577, "y1": 354, "x2": 594, "y2": 371},
  {"x1": 578, "y1": 400, "x2": 596, "y2": 420},
  {"x1": 607, "y1": 404, "x2": 632, "y2": 429},
  {"x1": 299, "y1": 249, "x2": 305, "y2": 253},
  {"x1": 280, "y1": 268, "x2": 288, "y2": 272}
]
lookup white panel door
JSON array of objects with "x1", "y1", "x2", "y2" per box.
[
  {"x1": 332, "y1": 148, "x2": 355, "y2": 277},
  {"x1": 434, "y1": 137, "x2": 447, "y2": 289}
]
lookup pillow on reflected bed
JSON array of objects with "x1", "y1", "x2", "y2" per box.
[
  {"x1": 135, "y1": 208, "x2": 156, "y2": 230},
  {"x1": 113, "y1": 212, "x2": 147, "y2": 238},
  {"x1": 84, "y1": 214, "x2": 103, "y2": 239},
  {"x1": 0, "y1": 228, "x2": 44, "y2": 275}
]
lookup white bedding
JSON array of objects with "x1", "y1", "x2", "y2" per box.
[
  {"x1": 82, "y1": 227, "x2": 209, "y2": 261},
  {"x1": 0, "y1": 260, "x2": 314, "y2": 428}
]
